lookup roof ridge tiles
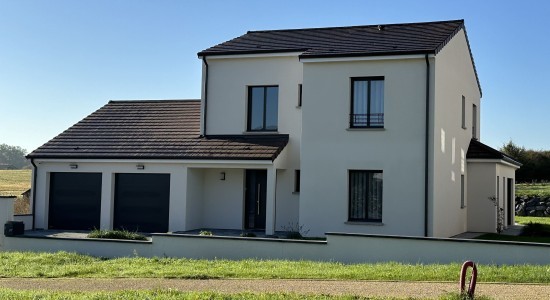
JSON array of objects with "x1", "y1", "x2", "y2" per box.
[{"x1": 246, "y1": 19, "x2": 464, "y2": 34}]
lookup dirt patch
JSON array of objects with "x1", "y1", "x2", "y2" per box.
[{"x1": 1, "y1": 278, "x2": 549, "y2": 299}]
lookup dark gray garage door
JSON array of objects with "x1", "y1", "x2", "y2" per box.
[
  {"x1": 48, "y1": 172, "x2": 102, "y2": 230},
  {"x1": 114, "y1": 173, "x2": 170, "y2": 233}
]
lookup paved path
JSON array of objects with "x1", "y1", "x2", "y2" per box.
[{"x1": 1, "y1": 278, "x2": 550, "y2": 299}]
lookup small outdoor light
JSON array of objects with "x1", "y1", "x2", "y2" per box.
[
  {"x1": 219, "y1": 171, "x2": 226, "y2": 181},
  {"x1": 136, "y1": 164, "x2": 145, "y2": 170},
  {"x1": 69, "y1": 164, "x2": 78, "y2": 169}
]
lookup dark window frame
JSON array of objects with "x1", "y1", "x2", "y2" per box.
[
  {"x1": 348, "y1": 169, "x2": 383, "y2": 222},
  {"x1": 460, "y1": 174, "x2": 465, "y2": 208},
  {"x1": 472, "y1": 103, "x2": 478, "y2": 139},
  {"x1": 294, "y1": 169, "x2": 300, "y2": 193},
  {"x1": 247, "y1": 85, "x2": 279, "y2": 132},
  {"x1": 297, "y1": 84, "x2": 302, "y2": 107},
  {"x1": 461, "y1": 95, "x2": 467, "y2": 129},
  {"x1": 350, "y1": 76, "x2": 385, "y2": 128}
]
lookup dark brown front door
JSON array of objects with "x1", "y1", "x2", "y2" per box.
[{"x1": 245, "y1": 170, "x2": 267, "y2": 229}]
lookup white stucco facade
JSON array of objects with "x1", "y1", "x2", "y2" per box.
[{"x1": 27, "y1": 26, "x2": 519, "y2": 239}]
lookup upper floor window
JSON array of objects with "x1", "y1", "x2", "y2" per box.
[
  {"x1": 461, "y1": 95, "x2": 466, "y2": 129},
  {"x1": 472, "y1": 104, "x2": 478, "y2": 139},
  {"x1": 350, "y1": 77, "x2": 384, "y2": 128},
  {"x1": 297, "y1": 84, "x2": 302, "y2": 107},
  {"x1": 248, "y1": 86, "x2": 278, "y2": 131},
  {"x1": 349, "y1": 170, "x2": 383, "y2": 222}
]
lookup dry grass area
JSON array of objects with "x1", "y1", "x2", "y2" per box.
[
  {"x1": 0, "y1": 169, "x2": 32, "y2": 214},
  {"x1": 0, "y1": 169, "x2": 31, "y2": 196}
]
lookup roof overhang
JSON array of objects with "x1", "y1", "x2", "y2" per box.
[
  {"x1": 466, "y1": 158, "x2": 522, "y2": 169},
  {"x1": 300, "y1": 53, "x2": 435, "y2": 63}
]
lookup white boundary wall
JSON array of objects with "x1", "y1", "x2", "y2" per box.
[
  {"x1": 2, "y1": 233, "x2": 550, "y2": 265},
  {"x1": 2, "y1": 197, "x2": 549, "y2": 265}
]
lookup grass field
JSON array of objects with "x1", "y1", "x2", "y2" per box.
[
  {"x1": 0, "y1": 169, "x2": 31, "y2": 196},
  {"x1": 516, "y1": 182, "x2": 550, "y2": 197},
  {"x1": 0, "y1": 251, "x2": 549, "y2": 284},
  {"x1": 516, "y1": 216, "x2": 550, "y2": 225}
]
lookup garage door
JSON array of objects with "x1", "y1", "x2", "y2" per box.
[
  {"x1": 113, "y1": 173, "x2": 170, "y2": 233},
  {"x1": 48, "y1": 172, "x2": 102, "y2": 230}
]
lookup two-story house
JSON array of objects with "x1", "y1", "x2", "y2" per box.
[{"x1": 27, "y1": 19, "x2": 520, "y2": 238}]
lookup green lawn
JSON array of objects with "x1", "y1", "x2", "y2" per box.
[
  {"x1": 0, "y1": 251, "x2": 549, "y2": 284},
  {"x1": 516, "y1": 182, "x2": 550, "y2": 197},
  {"x1": 0, "y1": 169, "x2": 31, "y2": 196},
  {"x1": 516, "y1": 216, "x2": 550, "y2": 226}
]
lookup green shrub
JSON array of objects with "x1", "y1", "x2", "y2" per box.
[
  {"x1": 240, "y1": 232, "x2": 256, "y2": 237},
  {"x1": 199, "y1": 230, "x2": 213, "y2": 236},
  {"x1": 88, "y1": 229, "x2": 147, "y2": 241},
  {"x1": 521, "y1": 222, "x2": 550, "y2": 237}
]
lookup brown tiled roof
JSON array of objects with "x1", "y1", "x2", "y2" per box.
[
  {"x1": 198, "y1": 19, "x2": 481, "y2": 96},
  {"x1": 467, "y1": 139, "x2": 522, "y2": 166},
  {"x1": 27, "y1": 100, "x2": 288, "y2": 161}
]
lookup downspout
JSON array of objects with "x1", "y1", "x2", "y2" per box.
[
  {"x1": 30, "y1": 158, "x2": 38, "y2": 230},
  {"x1": 202, "y1": 57, "x2": 209, "y2": 136},
  {"x1": 424, "y1": 54, "x2": 430, "y2": 237}
]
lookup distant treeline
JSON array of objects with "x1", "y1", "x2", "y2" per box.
[
  {"x1": 0, "y1": 144, "x2": 30, "y2": 169},
  {"x1": 501, "y1": 141, "x2": 550, "y2": 182}
]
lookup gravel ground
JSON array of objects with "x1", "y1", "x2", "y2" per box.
[{"x1": 1, "y1": 278, "x2": 550, "y2": 299}]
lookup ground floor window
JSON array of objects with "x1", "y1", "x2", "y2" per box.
[{"x1": 349, "y1": 170, "x2": 383, "y2": 222}]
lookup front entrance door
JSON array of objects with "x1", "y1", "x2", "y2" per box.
[
  {"x1": 245, "y1": 170, "x2": 267, "y2": 229},
  {"x1": 507, "y1": 178, "x2": 514, "y2": 226}
]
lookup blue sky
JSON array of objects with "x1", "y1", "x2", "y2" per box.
[{"x1": 1, "y1": 0, "x2": 549, "y2": 153}]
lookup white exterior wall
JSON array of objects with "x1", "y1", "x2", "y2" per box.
[
  {"x1": 203, "y1": 54, "x2": 302, "y2": 229},
  {"x1": 431, "y1": 29, "x2": 482, "y2": 237},
  {"x1": 497, "y1": 163, "x2": 517, "y2": 228},
  {"x1": 300, "y1": 58, "x2": 427, "y2": 237},
  {"x1": 467, "y1": 162, "x2": 497, "y2": 232},
  {"x1": 185, "y1": 168, "x2": 204, "y2": 230},
  {"x1": 201, "y1": 168, "x2": 244, "y2": 229},
  {"x1": 32, "y1": 160, "x2": 189, "y2": 232}
]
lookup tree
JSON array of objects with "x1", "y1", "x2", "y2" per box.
[
  {"x1": 501, "y1": 140, "x2": 550, "y2": 182},
  {"x1": 0, "y1": 144, "x2": 29, "y2": 169},
  {"x1": 501, "y1": 140, "x2": 526, "y2": 162}
]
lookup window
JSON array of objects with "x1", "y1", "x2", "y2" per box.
[
  {"x1": 247, "y1": 86, "x2": 278, "y2": 131},
  {"x1": 472, "y1": 104, "x2": 477, "y2": 139},
  {"x1": 349, "y1": 170, "x2": 383, "y2": 222},
  {"x1": 297, "y1": 84, "x2": 302, "y2": 107},
  {"x1": 461, "y1": 96, "x2": 466, "y2": 129},
  {"x1": 350, "y1": 77, "x2": 384, "y2": 128},
  {"x1": 460, "y1": 174, "x2": 465, "y2": 208},
  {"x1": 294, "y1": 170, "x2": 300, "y2": 193}
]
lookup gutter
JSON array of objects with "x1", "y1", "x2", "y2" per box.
[
  {"x1": 202, "y1": 57, "x2": 209, "y2": 136},
  {"x1": 30, "y1": 158, "x2": 38, "y2": 230},
  {"x1": 424, "y1": 54, "x2": 430, "y2": 237}
]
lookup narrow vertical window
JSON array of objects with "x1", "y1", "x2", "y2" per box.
[
  {"x1": 350, "y1": 77, "x2": 384, "y2": 128},
  {"x1": 460, "y1": 174, "x2": 465, "y2": 208},
  {"x1": 297, "y1": 84, "x2": 302, "y2": 107},
  {"x1": 496, "y1": 176, "x2": 500, "y2": 202},
  {"x1": 461, "y1": 96, "x2": 466, "y2": 129},
  {"x1": 472, "y1": 104, "x2": 477, "y2": 139},
  {"x1": 349, "y1": 170, "x2": 383, "y2": 222},
  {"x1": 247, "y1": 86, "x2": 278, "y2": 131},
  {"x1": 294, "y1": 170, "x2": 300, "y2": 193}
]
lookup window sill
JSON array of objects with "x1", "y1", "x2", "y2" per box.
[
  {"x1": 292, "y1": 191, "x2": 300, "y2": 195},
  {"x1": 296, "y1": 106, "x2": 302, "y2": 109},
  {"x1": 345, "y1": 221, "x2": 384, "y2": 226},
  {"x1": 346, "y1": 128, "x2": 385, "y2": 131},
  {"x1": 461, "y1": 205, "x2": 466, "y2": 209},
  {"x1": 243, "y1": 131, "x2": 279, "y2": 134}
]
